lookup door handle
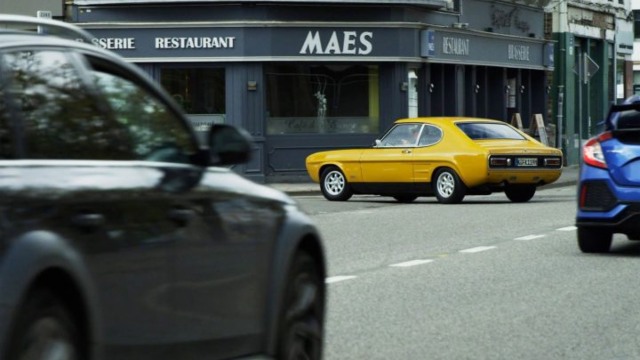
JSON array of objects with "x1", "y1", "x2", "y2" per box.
[
  {"x1": 402, "y1": 149, "x2": 412, "y2": 154},
  {"x1": 72, "y1": 213, "x2": 105, "y2": 229},
  {"x1": 169, "y1": 208, "x2": 196, "y2": 226}
]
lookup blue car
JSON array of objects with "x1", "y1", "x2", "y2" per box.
[{"x1": 576, "y1": 96, "x2": 640, "y2": 253}]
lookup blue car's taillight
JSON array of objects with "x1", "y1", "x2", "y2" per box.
[{"x1": 583, "y1": 132, "x2": 612, "y2": 169}]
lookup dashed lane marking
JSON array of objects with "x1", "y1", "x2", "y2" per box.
[
  {"x1": 556, "y1": 226, "x2": 577, "y2": 231},
  {"x1": 389, "y1": 259, "x2": 434, "y2": 267},
  {"x1": 514, "y1": 234, "x2": 546, "y2": 241},
  {"x1": 459, "y1": 246, "x2": 496, "y2": 253},
  {"x1": 325, "y1": 275, "x2": 357, "y2": 284}
]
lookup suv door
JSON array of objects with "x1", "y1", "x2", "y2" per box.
[
  {"x1": 0, "y1": 48, "x2": 176, "y2": 359},
  {"x1": 82, "y1": 55, "x2": 281, "y2": 358}
]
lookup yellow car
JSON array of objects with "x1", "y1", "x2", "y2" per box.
[{"x1": 305, "y1": 117, "x2": 563, "y2": 204}]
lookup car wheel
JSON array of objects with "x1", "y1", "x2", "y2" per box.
[
  {"x1": 320, "y1": 167, "x2": 353, "y2": 201},
  {"x1": 577, "y1": 226, "x2": 613, "y2": 253},
  {"x1": 433, "y1": 168, "x2": 466, "y2": 204},
  {"x1": 505, "y1": 184, "x2": 536, "y2": 203},
  {"x1": 277, "y1": 250, "x2": 325, "y2": 360},
  {"x1": 6, "y1": 288, "x2": 80, "y2": 360},
  {"x1": 393, "y1": 195, "x2": 417, "y2": 203}
]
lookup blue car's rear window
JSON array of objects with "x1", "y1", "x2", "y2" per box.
[
  {"x1": 615, "y1": 110, "x2": 640, "y2": 130},
  {"x1": 456, "y1": 122, "x2": 525, "y2": 140}
]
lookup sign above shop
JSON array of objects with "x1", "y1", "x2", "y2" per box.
[
  {"x1": 421, "y1": 28, "x2": 552, "y2": 70},
  {"x1": 85, "y1": 26, "x2": 420, "y2": 62}
]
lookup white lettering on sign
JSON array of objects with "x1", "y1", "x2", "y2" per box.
[
  {"x1": 442, "y1": 37, "x2": 469, "y2": 56},
  {"x1": 299, "y1": 31, "x2": 373, "y2": 55},
  {"x1": 155, "y1": 37, "x2": 236, "y2": 49},
  {"x1": 508, "y1": 44, "x2": 530, "y2": 61},
  {"x1": 92, "y1": 37, "x2": 136, "y2": 50}
]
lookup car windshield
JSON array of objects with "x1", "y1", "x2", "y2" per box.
[{"x1": 456, "y1": 122, "x2": 525, "y2": 140}]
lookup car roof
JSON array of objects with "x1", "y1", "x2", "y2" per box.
[{"x1": 394, "y1": 117, "x2": 505, "y2": 125}]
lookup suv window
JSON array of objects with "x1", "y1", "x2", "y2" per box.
[
  {"x1": 3, "y1": 50, "x2": 134, "y2": 160},
  {"x1": 89, "y1": 65, "x2": 196, "y2": 163}
]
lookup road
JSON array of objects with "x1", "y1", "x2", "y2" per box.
[{"x1": 295, "y1": 186, "x2": 640, "y2": 360}]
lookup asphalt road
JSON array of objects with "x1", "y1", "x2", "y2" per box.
[{"x1": 294, "y1": 187, "x2": 640, "y2": 360}]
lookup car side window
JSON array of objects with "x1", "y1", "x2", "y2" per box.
[
  {"x1": 88, "y1": 63, "x2": 197, "y2": 164},
  {"x1": 379, "y1": 124, "x2": 422, "y2": 147},
  {"x1": 418, "y1": 125, "x2": 442, "y2": 147},
  {"x1": 3, "y1": 50, "x2": 135, "y2": 160}
]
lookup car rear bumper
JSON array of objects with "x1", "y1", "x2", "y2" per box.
[
  {"x1": 577, "y1": 166, "x2": 640, "y2": 237},
  {"x1": 486, "y1": 169, "x2": 561, "y2": 185}
]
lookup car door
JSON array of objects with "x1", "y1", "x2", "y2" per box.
[
  {"x1": 1, "y1": 48, "x2": 175, "y2": 359},
  {"x1": 83, "y1": 55, "x2": 280, "y2": 358},
  {"x1": 360, "y1": 124, "x2": 420, "y2": 183},
  {"x1": 411, "y1": 124, "x2": 444, "y2": 183}
]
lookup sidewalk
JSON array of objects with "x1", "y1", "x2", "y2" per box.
[{"x1": 267, "y1": 165, "x2": 580, "y2": 196}]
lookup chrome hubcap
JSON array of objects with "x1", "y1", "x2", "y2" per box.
[
  {"x1": 324, "y1": 171, "x2": 345, "y2": 196},
  {"x1": 437, "y1": 172, "x2": 455, "y2": 198}
]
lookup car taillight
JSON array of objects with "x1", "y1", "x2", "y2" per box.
[
  {"x1": 583, "y1": 132, "x2": 611, "y2": 169},
  {"x1": 489, "y1": 157, "x2": 511, "y2": 167}
]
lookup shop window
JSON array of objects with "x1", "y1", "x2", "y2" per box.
[
  {"x1": 160, "y1": 67, "x2": 225, "y2": 143},
  {"x1": 265, "y1": 64, "x2": 379, "y2": 135}
]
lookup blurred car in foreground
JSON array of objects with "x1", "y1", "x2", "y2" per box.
[
  {"x1": 576, "y1": 96, "x2": 640, "y2": 253},
  {"x1": 0, "y1": 15, "x2": 325, "y2": 360},
  {"x1": 306, "y1": 117, "x2": 563, "y2": 204}
]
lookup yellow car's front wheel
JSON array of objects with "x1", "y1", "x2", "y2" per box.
[{"x1": 320, "y1": 167, "x2": 353, "y2": 201}]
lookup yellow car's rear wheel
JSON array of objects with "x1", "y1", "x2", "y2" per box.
[
  {"x1": 433, "y1": 168, "x2": 466, "y2": 204},
  {"x1": 504, "y1": 184, "x2": 536, "y2": 203},
  {"x1": 320, "y1": 167, "x2": 353, "y2": 201}
]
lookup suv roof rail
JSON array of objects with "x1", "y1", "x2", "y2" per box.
[{"x1": 0, "y1": 14, "x2": 94, "y2": 43}]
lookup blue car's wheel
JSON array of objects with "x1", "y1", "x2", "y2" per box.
[
  {"x1": 577, "y1": 226, "x2": 613, "y2": 253},
  {"x1": 320, "y1": 167, "x2": 352, "y2": 201}
]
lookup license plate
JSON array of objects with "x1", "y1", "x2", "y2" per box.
[{"x1": 516, "y1": 157, "x2": 538, "y2": 167}]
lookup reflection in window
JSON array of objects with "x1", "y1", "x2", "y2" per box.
[
  {"x1": 92, "y1": 71, "x2": 197, "y2": 163},
  {"x1": 0, "y1": 81, "x2": 12, "y2": 158},
  {"x1": 378, "y1": 124, "x2": 422, "y2": 147},
  {"x1": 160, "y1": 68, "x2": 225, "y2": 115},
  {"x1": 266, "y1": 64, "x2": 379, "y2": 135},
  {"x1": 4, "y1": 50, "x2": 132, "y2": 160}
]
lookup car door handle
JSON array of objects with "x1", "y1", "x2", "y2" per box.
[
  {"x1": 168, "y1": 208, "x2": 196, "y2": 226},
  {"x1": 402, "y1": 149, "x2": 412, "y2": 154},
  {"x1": 72, "y1": 213, "x2": 105, "y2": 229}
]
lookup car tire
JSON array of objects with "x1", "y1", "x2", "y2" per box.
[
  {"x1": 393, "y1": 195, "x2": 417, "y2": 203},
  {"x1": 6, "y1": 287, "x2": 80, "y2": 360},
  {"x1": 577, "y1": 226, "x2": 613, "y2": 253},
  {"x1": 433, "y1": 168, "x2": 466, "y2": 204},
  {"x1": 277, "y1": 250, "x2": 325, "y2": 360},
  {"x1": 505, "y1": 184, "x2": 536, "y2": 203},
  {"x1": 320, "y1": 167, "x2": 353, "y2": 201}
]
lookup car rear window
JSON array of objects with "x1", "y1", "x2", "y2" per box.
[
  {"x1": 614, "y1": 110, "x2": 640, "y2": 130},
  {"x1": 456, "y1": 122, "x2": 525, "y2": 140}
]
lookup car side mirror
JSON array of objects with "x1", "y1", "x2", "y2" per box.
[
  {"x1": 374, "y1": 139, "x2": 382, "y2": 147},
  {"x1": 209, "y1": 124, "x2": 253, "y2": 166}
]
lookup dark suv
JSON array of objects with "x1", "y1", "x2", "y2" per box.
[{"x1": 0, "y1": 15, "x2": 325, "y2": 360}]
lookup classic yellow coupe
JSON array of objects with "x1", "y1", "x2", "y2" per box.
[{"x1": 305, "y1": 117, "x2": 563, "y2": 204}]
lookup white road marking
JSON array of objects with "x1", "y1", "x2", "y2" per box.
[
  {"x1": 389, "y1": 259, "x2": 434, "y2": 267},
  {"x1": 325, "y1": 275, "x2": 357, "y2": 284},
  {"x1": 514, "y1": 234, "x2": 546, "y2": 241},
  {"x1": 459, "y1": 246, "x2": 496, "y2": 253},
  {"x1": 556, "y1": 226, "x2": 577, "y2": 231}
]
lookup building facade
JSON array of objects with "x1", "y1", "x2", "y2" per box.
[
  {"x1": 547, "y1": 0, "x2": 633, "y2": 165},
  {"x1": 66, "y1": 0, "x2": 554, "y2": 182}
]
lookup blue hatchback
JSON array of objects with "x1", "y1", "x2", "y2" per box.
[{"x1": 576, "y1": 96, "x2": 640, "y2": 252}]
